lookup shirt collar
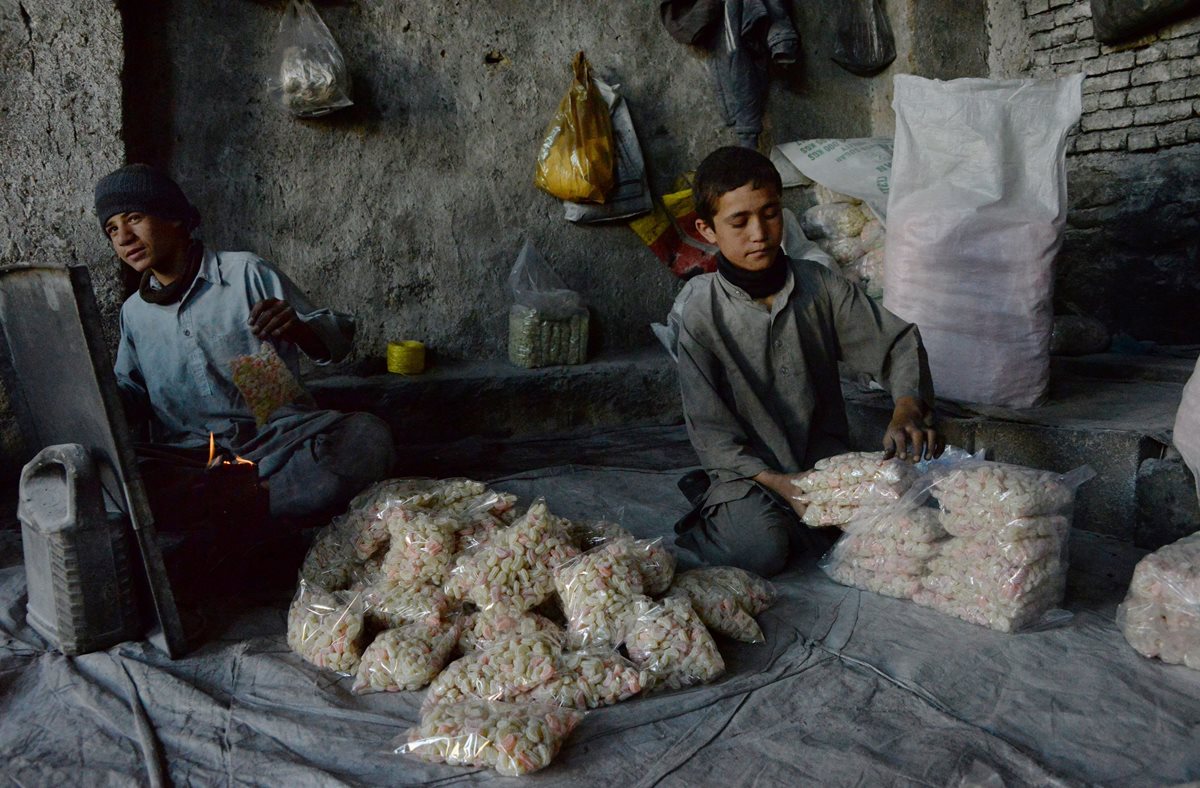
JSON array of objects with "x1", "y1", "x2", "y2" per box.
[
  {"x1": 714, "y1": 255, "x2": 796, "y2": 312},
  {"x1": 197, "y1": 245, "x2": 224, "y2": 286}
]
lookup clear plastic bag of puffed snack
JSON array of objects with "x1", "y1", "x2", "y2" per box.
[
  {"x1": 566, "y1": 519, "x2": 677, "y2": 596},
  {"x1": 379, "y1": 509, "x2": 457, "y2": 586},
  {"x1": 298, "y1": 518, "x2": 360, "y2": 592},
  {"x1": 359, "y1": 577, "x2": 453, "y2": 632},
  {"x1": 422, "y1": 632, "x2": 562, "y2": 711},
  {"x1": 397, "y1": 699, "x2": 584, "y2": 777},
  {"x1": 819, "y1": 477, "x2": 947, "y2": 601},
  {"x1": 267, "y1": 0, "x2": 353, "y2": 118},
  {"x1": 285, "y1": 580, "x2": 366, "y2": 676},
  {"x1": 344, "y1": 478, "x2": 442, "y2": 560},
  {"x1": 927, "y1": 461, "x2": 1095, "y2": 528},
  {"x1": 790, "y1": 451, "x2": 922, "y2": 528},
  {"x1": 443, "y1": 499, "x2": 580, "y2": 612},
  {"x1": 554, "y1": 540, "x2": 644, "y2": 649},
  {"x1": 457, "y1": 607, "x2": 565, "y2": 654},
  {"x1": 527, "y1": 649, "x2": 647, "y2": 709},
  {"x1": 625, "y1": 596, "x2": 725, "y2": 691},
  {"x1": 669, "y1": 566, "x2": 778, "y2": 643},
  {"x1": 1117, "y1": 531, "x2": 1200, "y2": 670},
  {"x1": 229, "y1": 342, "x2": 313, "y2": 426},
  {"x1": 352, "y1": 618, "x2": 461, "y2": 694}
]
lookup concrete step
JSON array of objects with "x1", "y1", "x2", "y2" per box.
[{"x1": 311, "y1": 347, "x2": 1196, "y2": 549}]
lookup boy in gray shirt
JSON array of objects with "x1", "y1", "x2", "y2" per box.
[{"x1": 675, "y1": 147, "x2": 942, "y2": 576}]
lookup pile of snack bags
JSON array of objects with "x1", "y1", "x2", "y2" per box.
[
  {"x1": 801, "y1": 452, "x2": 1094, "y2": 633},
  {"x1": 1118, "y1": 531, "x2": 1200, "y2": 671},
  {"x1": 287, "y1": 478, "x2": 777, "y2": 776}
]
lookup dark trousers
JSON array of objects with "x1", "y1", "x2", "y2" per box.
[{"x1": 675, "y1": 475, "x2": 837, "y2": 577}]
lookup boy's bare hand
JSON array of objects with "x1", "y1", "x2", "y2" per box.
[
  {"x1": 883, "y1": 396, "x2": 943, "y2": 462},
  {"x1": 249, "y1": 298, "x2": 302, "y2": 342},
  {"x1": 753, "y1": 469, "x2": 811, "y2": 519}
]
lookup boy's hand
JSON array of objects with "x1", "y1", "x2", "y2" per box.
[
  {"x1": 754, "y1": 469, "x2": 811, "y2": 519},
  {"x1": 883, "y1": 396, "x2": 943, "y2": 462},
  {"x1": 249, "y1": 298, "x2": 329, "y2": 360}
]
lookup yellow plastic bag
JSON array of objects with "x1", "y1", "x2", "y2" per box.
[{"x1": 534, "y1": 52, "x2": 615, "y2": 204}]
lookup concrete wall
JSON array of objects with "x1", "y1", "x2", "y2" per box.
[
  {"x1": 0, "y1": 0, "x2": 126, "y2": 481},
  {"x1": 133, "y1": 0, "x2": 878, "y2": 367},
  {"x1": 989, "y1": 1, "x2": 1200, "y2": 343}
]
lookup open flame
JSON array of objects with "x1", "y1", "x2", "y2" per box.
[{"x1": 207, "y1": 432, "x2": 255, "y2": 469}]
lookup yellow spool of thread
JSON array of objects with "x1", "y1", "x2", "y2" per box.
[{"x1": 387, "y1": 340, "x2": 425, "y2": 374}]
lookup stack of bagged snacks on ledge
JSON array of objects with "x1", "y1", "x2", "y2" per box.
[
  {"x1": 790, "y1": 451, "x2": 921, "y2": 528},
  {"x1": 822, "y1": 506, "x2": 947, "y2": 600},
  {"x1": 1118, "y1": 531, "x2": 1200, "y2": 670},
  {"x1": 912, "y1": 462, "x2": 1092, "y2": 632},
  {"x1": 288, "y1": 478, "x2": 781, "y2": 777},
  {"x1": 398, "y1": 700, "x2": 584, "y2": 776}
]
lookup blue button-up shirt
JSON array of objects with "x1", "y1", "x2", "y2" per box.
[{"x1": 114, "y1": 248, "x2": 354, "y2": 475}]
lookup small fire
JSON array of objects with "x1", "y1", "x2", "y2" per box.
[{"x1": 207, "y1": 432, "x2": 255, "y2": 469}]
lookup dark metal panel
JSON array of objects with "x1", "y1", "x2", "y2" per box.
[{"x1": 0, "y1": 264, "x2": 188, "y2": 658}]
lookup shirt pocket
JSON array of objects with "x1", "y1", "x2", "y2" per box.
[{"x1": 197, "y1": 329, "x2": 256, "y2": 398}]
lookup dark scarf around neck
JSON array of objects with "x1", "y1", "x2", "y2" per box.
[
  {"x1": 716, "y1": 251, "x2": 788, "y2": 299},
  {"x1": 139, "y1": 242, "x2": 203, "y2": 305}
]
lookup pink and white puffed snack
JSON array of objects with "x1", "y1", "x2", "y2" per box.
[
  {"x1": 444, "y1": 499, "x2": 581, "y2": 612},
  {"x1": 352, "y1": 619, "x2": 461, "y2": 694},
  {"x1": 360, "y1": 578, "x2": 452, "y2": 631},
  {"x1": 669, "y1": 566, "x2": 777, "y2": 643},
  {"x1": 792, "y1": 451, "x2": 921, "y2": 528},
  {"x1": 229, "y1": 342, "x2": 310, "y2": 426},
  {"x1": 286, "y1": 580, "x2": 366, "y2": 675},
  {"x1": 1118, "y1": 532, "x2": 1200, "y2": 670},
  {"x1": 821, "y1": 507, "x2": 945, "y2": 600},
  {"x1": 568, "y1": 521, "x2": 677, "y2": 596},
  {"x1": 928, "y1": 462, "x2": 1087, "y2": 523},
  {"x1": 398, "y1": 700, "x2": 584, "y2": 777},
  {"x1": 299, "y1": 520, "x2": 358, "y2": 592},
  {"x1": 457, "y1": 608, "x2": 565, "y2": 654},
  {"x1": 938, "y1": 511, "x2": 1070, "y2": 542},
  {"x1": 922, "y1": 554, "x2": 1065, "y2": 603},
  {"x1": 826, "y1": 564, "x2": 924, "y2": 599},
  {"x1": 555, "y1": 541, "x2": 645, "y2": 649},
  {"x1": 346, "y1": 478, "x2": 442, "y2": 559},
  {"x1": 626, "y1": 596, "x2": 725, "y2": 691},
  {"x1": 912, "y1": 583, "x2": 1065, "y2": 633},
  {"x1": 527, "y1": 650, "x2": 647, "y2": 709},
  {"x1": 423, "y1": 633, "x2": 561, "y2": 710},
  {"x1": 381, "y1": 509, "x2": 457, "y2": 585}
]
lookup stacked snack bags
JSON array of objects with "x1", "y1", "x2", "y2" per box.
[
  {"x1": 286, "y1": 478, "x2": 777, "y2": 776},
  {"x1": 790, "y1": 451, "x2": 920, "y2": 528},
  {"x1": 1118, "y1": 531, "x2": 1200, "y2": 670},
  {"x1": 822, "y1": 506, "x2": 947, "y2": 600}
]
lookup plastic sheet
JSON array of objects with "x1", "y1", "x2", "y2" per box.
[
  {"x1": 398, "y1": 700, "x2": 583, "y2": 776},
  {"x1": 1118, "y1": 531, "x2": 1200, "y2": 670}
]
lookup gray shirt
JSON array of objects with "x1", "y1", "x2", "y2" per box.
[
  {"x1": 114, "y1": 248, "x2": 355, "y2": 475},
  {"x1": 678, "y1": 256, "x2": 933, "y2": 508}
]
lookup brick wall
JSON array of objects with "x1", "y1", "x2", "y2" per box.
[{"x1": 1023, "y1": 0, "x2": 1200, "y2": 154}]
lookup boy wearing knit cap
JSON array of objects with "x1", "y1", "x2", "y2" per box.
[
  {"x1": 674, "y1": 146, "x2": 942, "y2": 577},
  {"x1": 96, "y1": 163, "x2": 394, "y2": 522}
]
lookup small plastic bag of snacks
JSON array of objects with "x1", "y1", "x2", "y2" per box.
[
  {"x1": 397, "y1": 699, "x2": 584, "y2": 777},
  {"x1": 790, "y1": 451, "x2": 921, "y2": 528},
  {"x1": 266, "y1": 0, "x2": 353, "y2": 118},
  {"x1": 567, "y1": 520, "x2": 677, "y2": 596},
  {"x1": 527, "y1": 649, "x2": 647, "y2": 709},
  {"x1": 820, "y1": 503, "x2": 946, "y2": 601},
  {"x1": 298, "y1": 518, "x2": 359, "y2": 592},
  {"x1": 457, "y1": 607, "x2": 565, "y2": 654},
  {"x1": 229, "y1": 342, "x2": 312, "y2": 426},
  {"x1": 1117, "y1": 531, "x2": 1200, "y2": 670},
  {"x1": 285, "y1": 580, "x2": 366, "y2": 675},
  {"x1": 360, "y1": 578, "x2": 452, "y2": 631},
  {"x1": 352, "y1": 618, "x2": 461, "y2": 694},
  {"x1": 380, "y1": 509, "x2": 457, "y2": 585},
  {"x1": 928, "y1": 462, "x2": 1094, "y2": 525},
  {"x1": 554, "y1": 540, "x2": 644, "y2": 649},
  {"x1": 444, "y1": 499, "x2": 580, "y2": 612},
  {"x1": 422, "y1": 633, "x2": 561, "y2": 710},
  {"x1": 669, "y1": 566, "x2": 777, "y2": 643},
  {"x1": 625, "y1": 596, "x2": 725, "y2": 691}
]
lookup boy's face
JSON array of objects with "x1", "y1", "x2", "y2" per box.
[
  {"x1": 104, "y1": 211, "x2": 189, "y2": 274},
  {"x1": 696, "y1": 183, "x2": 783, "y2": 271}
]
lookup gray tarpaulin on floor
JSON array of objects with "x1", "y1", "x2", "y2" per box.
[{"x1": 2, "y1": 463, "x2": 1198, "y2": 786}]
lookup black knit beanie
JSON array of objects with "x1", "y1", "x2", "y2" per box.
[{"x1": 94, "y1": 163, "x2": 200, "y2": 234}]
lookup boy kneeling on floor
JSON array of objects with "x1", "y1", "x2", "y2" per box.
[{"x1": 674, "y1": 146, "x2": 943, "y2": 577}]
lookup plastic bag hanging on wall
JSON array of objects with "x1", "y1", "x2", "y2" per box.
[
  {"x1": 267, "y1": 0, "x2": 354, "y2": 118},
  {"x1": 534, "y1": 52, "x2": 616, "y2": 204},
  {"x1": 832, "y1": 0, "x2": 896, "y2": 77}
]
